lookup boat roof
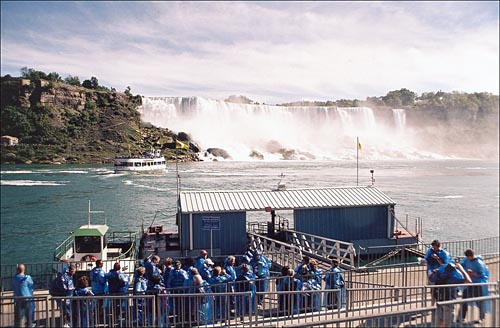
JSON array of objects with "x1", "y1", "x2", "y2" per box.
[
  {"x1": 179, "y1": 186, "x2": 396, "y2": 214},
  {"x1": 74, "y1": 224, "x2": 109, "y2": 237}
]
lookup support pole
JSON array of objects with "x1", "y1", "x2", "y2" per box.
[{"x1": 356, "y1": 137, "x2": 359, "y2": 186}]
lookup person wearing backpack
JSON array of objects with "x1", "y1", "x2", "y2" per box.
[
  {"x1": 51, "y1": 265, "x2": 76, "y2": 328},
  {"x1": 429, "y1": 262, "x2": 471, "y2": 327},
  {"x1": 106, "y1": 262, "x2": 130, "y2": 323}
]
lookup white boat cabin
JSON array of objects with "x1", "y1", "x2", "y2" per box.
[{"x1": 72, "y1": 224, "x2": 111, "y2": 261}]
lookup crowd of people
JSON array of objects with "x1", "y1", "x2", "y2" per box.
[
  {"x1": 11, "y1": 243, "x2": 490, "y2": 327},
  {"x1": 423, "y1": 240, "x2": 490, "y2": 326}
]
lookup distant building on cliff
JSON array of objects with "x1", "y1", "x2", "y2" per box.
[{"x1": 1, "y1": 135, "x2": 19, "y2": 146}]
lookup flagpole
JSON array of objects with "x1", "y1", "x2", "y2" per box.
[
  {"x1": 176, "y1": 141, "x2": 179, "y2": 199},
  {"x1": 356, "y1": 136, "x2": 359, "y2": 186}
]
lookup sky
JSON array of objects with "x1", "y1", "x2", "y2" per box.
[{"x1": 1, "y1": 1, "x2": 498, "y2": 104}]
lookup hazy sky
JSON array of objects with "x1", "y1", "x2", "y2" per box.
[{"x1": 1, "y1": 1, "x2": 498, "y2": 104}]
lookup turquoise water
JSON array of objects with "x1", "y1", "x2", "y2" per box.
[{"x1": 1, "y1": 160, "x2": 498, "y2": 265}]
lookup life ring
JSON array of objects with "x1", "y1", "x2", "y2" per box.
[{"x1": 81, "y1": 255, "x2": 97, "y2": 262}]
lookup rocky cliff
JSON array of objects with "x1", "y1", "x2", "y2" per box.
[{"x1": 1, "y1": 77, "x2": 198, "y2": 164}]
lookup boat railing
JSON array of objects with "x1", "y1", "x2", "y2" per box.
[
  {"x1": 1, "y1": 283, "x2": 498, "y2": 327},
  {"x1": 53, "y1": 235, "x2": 73, "y2": 261},
  {"x1": 107, "y1": 231, "x2": 138, "y2": 260}
]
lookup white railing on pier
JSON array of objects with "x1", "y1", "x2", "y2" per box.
[
  {"x1": 284, "y1": 230, "x2": 356, "y2": 268},
  {"x1": 248, "y1": 230, "x2": 356, "y2": 270}
]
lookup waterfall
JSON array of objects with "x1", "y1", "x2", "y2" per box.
[
  {"x1": 139, "y1": 96, "x2": 436, "y2": 160},
  {"x1": 392, "y1": 108, "x2": 407, "y2": 131}
]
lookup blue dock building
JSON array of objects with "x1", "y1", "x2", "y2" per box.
[{"x1": 177, "y1": 185, "x2": 419, "y2": 257}]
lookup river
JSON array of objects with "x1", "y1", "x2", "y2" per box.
[{"x1": 1, "y1": 159, "x2": 498, "y2": 265}]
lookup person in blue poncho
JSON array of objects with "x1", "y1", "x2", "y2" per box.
[
  {"x1": 167, "y1": 260, "x2": 189, "y2": 322},
  {"x1": 89, "y1": 259, "x2": 107, "y2": 323},
  {"x1": 424, "y1": 239, "x2": 452, "y2": 305},
  {"x1": 424, "y1": 240, "x2": 452, "y2": 277},
  {"x1": 133, "y1": 266, "x2": 148, "y2": 326},
  {"x1": 223, "y1": 256, "x2": 237, "y2": 314},
  {"x1": 147, "y1": 275, "x2": 168, "y2": 327},
  {"x1": 13, "y1": 264, "x2": 35, "y2": 328},
  {"x1": 145, "y1": 255, "x2": 162, "y2": 287},
  {"x1": 52, "y1": 265, "x2": 76, "y2": 328},
  {"x1": 324, "y1": 258, "x2": 346, "y2": 310},
  {"x1": 234, "y1": 263, "x2": 255, "y2": 322},
  {"x1": 276, "y1": 267, "x2": 300, "y2": 316},
  {"x1": 193, "y1": 274, "x2": 213, "y2": 325},
  {"x1": 460, "y1": 248, "x2": 490, "y2": 324},
  {"x1": 207, "y1": 266, "x2": 231, "y2": 322},
  {"x1": 72, "y1": 275, "x2": 95, "y2": 328},
  {"x1": 249, "y1": 250, "x2": 271, "y2": 309},
  {"x1": 106, "y1": 262, "x2": 130, "y2": 322},
  {"x1": 429, "y1": 262, "x2": 471, "y2": 327}
]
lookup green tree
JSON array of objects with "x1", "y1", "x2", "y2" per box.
[
  {"x1": 82, "y1": 76, "x2": 99, "y2": 89},
  {"x1": 20, "y1": 67, "x2": 48, "y2": 80},
  {"x1": 47, "y1": 72, "x2": 63, "y2": 83},
  {"x1": 383, "y1": 88, "x2": 417, "y2": 107},
  {"x1": 124, "y1": 86, "x2": 133, "y2": 98},
  {"x1": 64, "y1": 75, "x2": 81, "y2": 86}
]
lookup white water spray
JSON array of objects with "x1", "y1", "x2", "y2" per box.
[{"x1": 139, "y1": 97, "x2": 440, "y2": 160}]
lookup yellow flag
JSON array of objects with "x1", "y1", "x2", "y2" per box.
[
  {"x1": 176, "y1": 139, "x2": 189, "y2": 149},
  {"x1": 358, "y1": 140, "x2": 362, "y2": 151}
]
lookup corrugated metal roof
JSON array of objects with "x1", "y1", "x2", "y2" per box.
[{"x1": 179, "y1": 186, "x2": 395, "y2": 214}]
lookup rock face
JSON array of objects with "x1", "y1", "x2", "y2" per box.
[
  {"x1": 0, "y1": 76, "x2": 199, "y2": 164},
  {"x1": 206, "y1": 148, "x2": 231, "y2": 159}
]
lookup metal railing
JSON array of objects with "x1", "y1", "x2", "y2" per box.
[
  {"x1": 53, "y1": 235, "x2": 73, "y2": 261},
  {"x1": 0, "y1": 259, "x2": 139, "y2": 293},
  {"x1": 284, "y1": 230, "x2": 356, "y2": 268},
  {"x1": 248, "y1": 230, "x2": 356, "y2": 269},
  {"x1": 1, "y1": 282, "x2": 498, "y2": 327}
]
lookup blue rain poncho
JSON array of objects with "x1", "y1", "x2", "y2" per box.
[
  {"x1": 460, "y1": 255, "x2": 490, "y2": 314},
  {"x1": 90, "y1": 266, "x2": 108, "y2": 295},
  {"x1": 73, "y1": 287, "x2": 95, "y2": 328},
  {"x1": 424, "y1": 247, "x2": 452, "y2": 275}
]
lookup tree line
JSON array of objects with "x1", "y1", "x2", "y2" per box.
[
  {"x1": 278, "y1": 87, "x2": 499, "y2": 118},
  {"x1": 11, "y1": 66, "x2": 134, "y2": 97}
]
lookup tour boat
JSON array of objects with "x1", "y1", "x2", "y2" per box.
[
  {"x1": 53, "y1": 201, "x2": 138, "y2": 272},
  {"x1": 114, "y1": 148, "x2": 167, "y2": 174}
]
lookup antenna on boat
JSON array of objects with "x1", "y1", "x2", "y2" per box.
[
  {"x1": 370, "y1": 169, "x2": 375, "y2": 186},
  {"x1": 87, "y1": 200, "x2": 104, "y2": 226}
]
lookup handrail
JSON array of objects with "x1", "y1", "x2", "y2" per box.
[
  {"x1": 53, "y1": 235, "x2": 73, "y2": 260},
  {"x1": 283, "y1": 229, "x2": 356, "y2": 268}
]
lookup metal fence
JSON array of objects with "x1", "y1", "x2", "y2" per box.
[{"x1": 1, "y1": 281, "x2": 498, "y2": 327}]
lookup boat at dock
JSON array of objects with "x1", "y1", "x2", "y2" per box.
[
  {"x1": 114, "y1": 148, "x2": 167, "y2": 174},
  {"x1": 53, "y1": 201, "x2": 138, "y2": 273}
]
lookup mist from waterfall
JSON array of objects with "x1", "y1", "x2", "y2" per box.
[{"x1": 139, "y1": 96, "x2": 445, "y2": 161}]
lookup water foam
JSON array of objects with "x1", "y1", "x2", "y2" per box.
[
  {"x1": 140, "y1": 96, "x2": 444, "y2": 161},
  {"x1": 0, "y1": 180, "x2": 68, "y2": 186}
]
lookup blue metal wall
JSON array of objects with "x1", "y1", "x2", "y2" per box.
[
  {"x1": 294, "y1": 206, "x2": 393, "y2": 241},
  {"x1": 180, "y1": 211, "x2": 247, "y2": 255}
]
